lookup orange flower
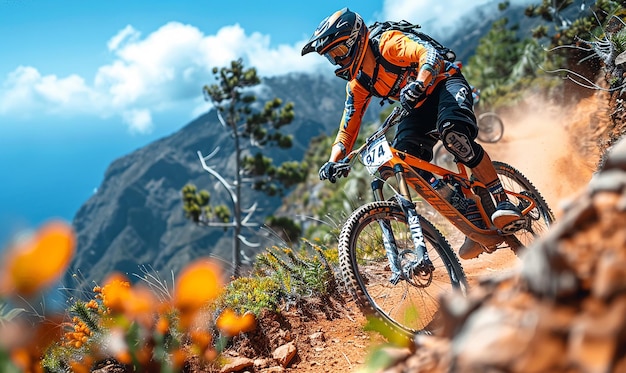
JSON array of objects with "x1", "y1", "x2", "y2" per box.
[
  {"x1": 69, "y1": 361, "x2": 91, "y2": 373},
  {"x1": 1, "y1": 220, "x2": 75, "y2": 297},
  {"x1": 171, "y1": 348, "x2": 189, "y2": 369},
  {"x1": 86, "y1": 299, "x2": 99, "y2": 310},
  {"x1": 116, "y1": 350, "x2": 132, "y2": 365},
  {"x1": 173, "y1": 259, "x2": 223, "y2": 313},
  {"x1": 125, "y1": 285, "x2": 157, "y2": 328},
  {"x1": 190, "y1": 329, "x2": 212, "y2": 351},
  {"x1": 215, "y1": 309, "x2": 256, "y2": 337},
  {"x1": 100, "y1": 273, "x2": 131, "y2": 313},
  {"x1": 156, "y1": 315, "x2": 170, "y2": 335}
]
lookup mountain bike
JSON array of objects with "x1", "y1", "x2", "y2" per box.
[
  {"x1": 434, "y1": 111, "x2": 505, "y2": 169},
  {"x1": 328, "y1": 106, "x2": 554, "y2": 342}
]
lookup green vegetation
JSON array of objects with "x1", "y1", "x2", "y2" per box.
[
  {"x1": 464, "y1": 0, "x2": 624, "y2": 107},
  {"x1": 264, "y1": 215, "x2": 302, "y2": 245},
  {"x1": 215, "y1": 242, "x2": 340, "y2": 316}
]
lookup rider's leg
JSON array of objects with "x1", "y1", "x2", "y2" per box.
[
  {"x1": 468, "y1": 151, "x2": 523, "y2": 229},
  {"x1": 439, "y1": 123, "x2": 522, "y2": 259},
  {"x1": 439, "y1": 122, "x2": 522, "y2": 231},
  {"x1": 392, "y1": 108, "x2": 438, "y2": 180},
  {"x1": 435, "y1": 75, "x2": 522, "y2": 234},
  {"x1": 435, "y1": 76, "x2": 520, "y2": 258}
]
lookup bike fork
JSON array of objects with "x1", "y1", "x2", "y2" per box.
[
  {"x1": 370, "y1": 167, "x2": 435, "y2": 285},
  {"x1": 396, "y1": 195, "x2": 434, "y2": 274},
  {"x1": 371, "y1": 179, "x2": 404, "y2": 284},
  {"x1": 392, "y1": 165, "x2": 433, "y2": 272}
]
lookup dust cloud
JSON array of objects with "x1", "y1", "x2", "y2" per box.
[{"x1": 481, "y1": 92, "x2": 606, "y2": 218}]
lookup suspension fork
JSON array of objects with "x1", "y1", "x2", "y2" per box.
[
  {"x1": 370, "y1": 165, "x2": 433, "y2": 284},
  {"x1": 392, "y1": 165, "x2": 432, "y2": 269},
  {"x1": 371, "y1": 177, "x2": 403, "y2": 281}
]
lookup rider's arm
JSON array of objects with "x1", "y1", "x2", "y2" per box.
[
  {"x1": 329, "y1": 80, "x2": 372, "y2": 162},
  {"x1": 379, "y1": 30, "x2": 445, "y2": 89}
]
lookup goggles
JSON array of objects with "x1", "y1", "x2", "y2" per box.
[{"x1": 324, "y1": 43, "x2": 350, "y2": 65}]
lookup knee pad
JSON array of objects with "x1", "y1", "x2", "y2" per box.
[{"x1": 439, "y1": 121, "x2": 484, "y2": 168}]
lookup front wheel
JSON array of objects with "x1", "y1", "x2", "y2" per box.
[{"x1": 338, "y1": 201, "x2": 468, "y2": 343}]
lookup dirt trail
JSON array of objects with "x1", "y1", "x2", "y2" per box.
[
  {"x1": 446, "y1": 93, "x2": 603, "y2": 285},
  {"x1": 483, "y1": 93, "x2": 600, "y2": 218}
]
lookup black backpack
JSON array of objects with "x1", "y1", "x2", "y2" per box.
[
  {"x1": 368, "y1": 20, "x2": 456, "y2": 63},
  {"x1": 356, "y1": 20, "x2": 457, "y2": 105}
]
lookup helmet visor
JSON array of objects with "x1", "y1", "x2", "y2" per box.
[{"x1": 324, "y1": 43, "x2": 350, "y2": 65}]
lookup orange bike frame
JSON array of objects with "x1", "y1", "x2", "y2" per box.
[{"x1": 374, "y1": 146, "x2": 537, "y2": 248}]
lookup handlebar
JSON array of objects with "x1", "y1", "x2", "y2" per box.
[
  {"x1": 342, "y1": 106, "x2": 408, "y2": 163},
  {"x1": 329, "y1": 106, "x2": 408, "y2": 182}
]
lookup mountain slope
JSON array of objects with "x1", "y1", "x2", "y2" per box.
[{"x1": 66, "y1": 73, "x2": 382, "y2": 288}]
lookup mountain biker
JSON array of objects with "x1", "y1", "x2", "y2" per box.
[{"x1": 301, "y1": 8, "x2": 523, "y2": 260}]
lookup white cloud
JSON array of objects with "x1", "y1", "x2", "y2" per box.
[
  {"x1": 0, "y1": 22, "x2": 327, "y2": 132},
  {"x1": 381, "y1": 0, "x2": 490, "y2": 32},
  {"x1": 107, "y1": 25, "x2": 141, "y2": 51},
  {"x1": 2, "y1": 1, "x2": 535, "y2": 131},
  {"x1": 122, "y1": 108, "x2": 152, "y2": 134},
  {"x1": 0, "y1": 66, "x2": 99, "y2": 118}
]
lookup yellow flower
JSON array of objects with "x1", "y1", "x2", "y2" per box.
[
  {"x1": 1, "y1": 220, "x2": 75, "y2": 297},
  {"x1": 215, "y1": 309, "x2": 256, "y2": 337}
]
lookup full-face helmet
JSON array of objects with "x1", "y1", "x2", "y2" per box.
[{"x1": 301, "y1": 8, "x2": 369, "y2": 81}]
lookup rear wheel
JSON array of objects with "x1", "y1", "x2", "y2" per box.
[
  {"x1": 492, "y1": 161, "x2": 555, "y2": 251},
  {"x1": 338, "y1": 201, "x2": 468, "y2": 343}
]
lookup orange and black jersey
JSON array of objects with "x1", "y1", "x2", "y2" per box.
[{"x1": 332, "y1": 30, "x2": 461, "y2": 157}]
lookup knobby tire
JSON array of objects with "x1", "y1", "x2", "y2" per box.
[
  {"x1": 492, "y1": 161, "x2": 555, "y2": 253},
  {"x1": 338, "y1": 201, "x2": 468, "y2": 343}
]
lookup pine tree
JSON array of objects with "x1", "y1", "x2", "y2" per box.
[{"x1": 183, "y1": 59, "x2": 307, "y2": 277}]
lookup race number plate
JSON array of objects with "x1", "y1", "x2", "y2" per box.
[{"x1": 361, "y1": 136, "x2": 392, "y2": 174}]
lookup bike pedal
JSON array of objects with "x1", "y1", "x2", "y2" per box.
[{"x1": 499, "y1": 218, "x2": 526, "y2": 234}]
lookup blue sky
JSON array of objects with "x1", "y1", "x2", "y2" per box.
[{"x1": 1, "y1": 0, "x2": 529, "y2": 246}]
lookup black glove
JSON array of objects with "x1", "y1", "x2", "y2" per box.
[
  {"x1": 319, "y1": 161, "x2": 349, "y2": 183},
  {"x1": 399, "y1": 81, "x2": 426, "y2": 111}
]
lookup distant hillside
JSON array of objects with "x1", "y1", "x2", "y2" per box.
[
  {"x1": 66, "y1": 73, "x2": 381, "y2": 288},
  {"x1": 442, "y1": 2, "x2": 550, "y2": 63}
]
